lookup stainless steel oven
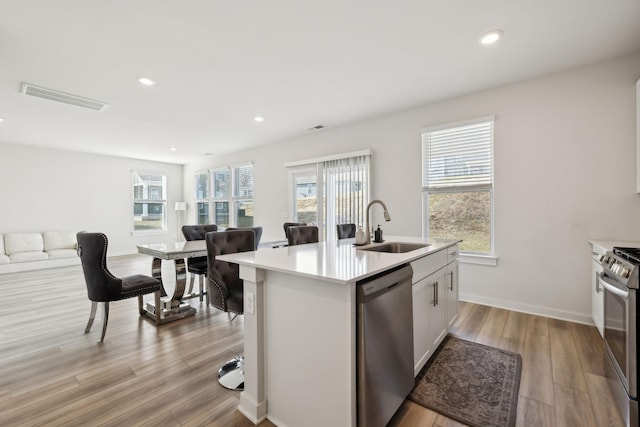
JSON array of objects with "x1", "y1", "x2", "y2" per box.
[{"x1": 600, "y1": 247, "x2": 639, "y2": 427}]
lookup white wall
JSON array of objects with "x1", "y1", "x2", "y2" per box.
[
  {"x1": 184, "y1": 52, "x2": 640, "y2": 323},
  {"x1": 0, "y1": 144, "x2": 184, "y2": 255}
]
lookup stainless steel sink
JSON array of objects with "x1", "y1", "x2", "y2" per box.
[{"x1": 358, "y1": 242, "x2": 429, "y2": 253}]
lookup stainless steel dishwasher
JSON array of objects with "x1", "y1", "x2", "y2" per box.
[{"x1": 357, "y1": 264, "x2": 414, "y2": 427}]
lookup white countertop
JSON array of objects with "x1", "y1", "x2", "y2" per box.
[
  {"x1": 217, "y1": 235, "x2": 460, "y2": 284},
  {"x1": 588, "y1": 239, "x2": 640, "y2": 254}
]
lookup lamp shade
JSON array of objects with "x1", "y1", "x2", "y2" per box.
[{"x1": 175, "y1": 202, "x2": 187, "y2": 211}]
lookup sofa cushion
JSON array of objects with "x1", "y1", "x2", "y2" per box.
[
  {"x1": 44, "y1": 231, "x2": 77, "y2": 252},
  {"x1": 47, "y1": 249, "x2": 78, "y2": 260},
  {"x1": 10, "y1": 251, "x2": 48, "y2": 263},
  {"x1": 4, "y1": 233, "x2": 44, "y2": 255}
]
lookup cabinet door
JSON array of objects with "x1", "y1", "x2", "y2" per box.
[
  {"x1": 446, "y1": 261, "x2": 459, "y2": 330},
  {"x1": 412, "y1": 277, "x2": 431, "y2": 376},
  {"x1": 413, "y1": 268, "x2": 448, "y2": 376},
  {"x1": 428, "y1": 270, "x2": 447, "y2": 351},
  {"x1": 592, "y1": 257, "x2": 604, "y2": 336}
]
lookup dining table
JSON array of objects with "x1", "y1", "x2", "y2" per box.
[
  {"x1": 136, "y1": 240, "x2": 206, "y2": 323},
  {"x1": 136, "y1": 238, "x2": 288, "y2": 324}
]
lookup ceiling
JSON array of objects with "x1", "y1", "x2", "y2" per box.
[{"x1": 1, "y1": 1, "x2": 639, "y2": 165}]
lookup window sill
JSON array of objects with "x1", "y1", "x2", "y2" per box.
[
  {"x1": 131, "y1": 230, "x2": 169, "y2": 237},
  {"x1": 459, "y1": 253, "x2": 498, "y2": 266}
]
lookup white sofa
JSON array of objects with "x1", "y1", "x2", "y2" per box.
[{"x1": 0, "y1": 231, "x2": 80, "y2": 273}]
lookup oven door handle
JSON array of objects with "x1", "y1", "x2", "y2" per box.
[{"x1": 598, "y1": 273, "x2": 629, "y2": 300}]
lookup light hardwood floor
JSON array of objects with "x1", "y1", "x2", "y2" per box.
[{"x1": 0, "y1": 255, "x2": 625, "y2": 426}]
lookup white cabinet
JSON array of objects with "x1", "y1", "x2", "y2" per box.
[
  {"x1": 411, "y1": 244, "x2": 459, "y2": 376},
  {"x1": 446, "y1": 260, "x2": 459, "y2": 330},
  {"x1": 590, "y1": 244, "x2": 606, "y2": 337},
  {"x1": 412, "y1": 269, "x2": 447, "y2": 375}
]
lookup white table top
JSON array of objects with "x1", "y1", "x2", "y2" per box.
[{"x1": 217, "y1": 235, "x2": 460, "y2": 284}]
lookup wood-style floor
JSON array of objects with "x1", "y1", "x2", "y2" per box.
[{"x1": 0, "y1": 254, "x2": 625, "y2": 426}]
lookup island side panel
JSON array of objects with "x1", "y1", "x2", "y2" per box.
[{"x1": 264, "y1": 270, "x2": 357, "y2": 427}]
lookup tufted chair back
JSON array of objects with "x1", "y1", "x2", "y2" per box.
[
  {"x1": 336, "y1": 223, "x2": 356, "y2": 240},
  {"x1": 225, "y1": 226, "x2": 263, "y2": 250},
  {"x1": 77, "y1": 232, "x2": 123, "y2": 302},
  {"x1": 181, "y1": 224, "x2": 218, "y2": 241},
  {"x1": 287, "y1": 225, "x2": 319, "y2": 246},
  {"x1": 283, "y1": 222, "x2": 305, "y2": 240},
  {"x1": 206, "y1": 230, "x2": 255, "y2": 314}
]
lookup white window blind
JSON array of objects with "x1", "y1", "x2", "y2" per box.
[
  {"x1": 233, "y1": 163, "x2": 254, "y2": 199},
  {"x1": 422, "y1": 120, "x2": 493, "y2": 191},
  {"x1": 322, "y1": 155, "x2": 370, "y2": 241}
]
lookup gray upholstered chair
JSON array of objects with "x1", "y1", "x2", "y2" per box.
[
  {"x1": 283, "y1": 222, "x2": 305, "y2": 241},
  {"x1": 206, "y1": 229, "x2": 256, "y2": 390},
  {"x1": 336, "y1": 223, "x2": 356, "y2": 239},
  {"x1": 225, "y1": 226, "x2": 263, "y2": 250},
  {"x1": 181, "y1": 224, "x2": 218, "y2": 303},
  {"x1": 77, "y1": 232, "x2": 162, "y2": 343},
  {"x1": 287, "y1": 225, "x2": 319, "y2": 246}
]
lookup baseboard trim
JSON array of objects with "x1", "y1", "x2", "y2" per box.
[{"x1": 459, "y1": 292, "x2": 594, "y2": 325}]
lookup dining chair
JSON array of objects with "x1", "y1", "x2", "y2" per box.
[
  {"x1": 181, "y1": 224, "x2": 218, "y2": 304},
  {"x1": 283, "y1": 222, "x2": 305, "y2": 241},
  {"x1": 206, "y1": 229, "x2": 255, "y2": 390},
  {"x1": 287, "y1": 225, "x2": 319, "y2": 246},
  {"x1": 225, "y1": 226, "x2": 263, "y2": 250},
  {"x1": 77, "y1": 232, "x2": 162, "y2": 343},
  {"x1": 336, "y1": 223, "x2": 356, "y2": 239}
]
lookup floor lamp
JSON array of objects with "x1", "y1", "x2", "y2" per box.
[{"x1": 175, "y1": 202, "x2": 186, "y2": 242}]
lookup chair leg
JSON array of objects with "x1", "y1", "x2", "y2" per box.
[
  {"x1": 198, "y1": 274, "x2": 205, "y2": 303},
  {"x1": 85, "y1": 301, "x2": 98, "y2": 333},
  {"x1": 188, "y1": 274, "x2": 195, "y2": 296},
  {"x1": 138, "y1": 295, "x2": 144, "y2": 315},
  {"x1": 154, "y1": 290, "x2": 162, "y2": 325},
  {"x1": 99, "y1": 302, "x2": 109, "y2": 343}
]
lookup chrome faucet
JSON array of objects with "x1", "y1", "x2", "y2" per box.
[{"x1": 365, "y1": 199, "x2": 391, "y2": 245}]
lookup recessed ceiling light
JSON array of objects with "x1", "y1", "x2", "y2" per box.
[
  {"x1": 138, "y1": 77, "x2": 156, "y2": 86},
  {"x1": 0, "y1": 117, "x2": 4, "y2": 122},
  {"x1": 169, "y1": 147, "x2": 177, "y2": 151},
  {"x1": 479, "y1": 30, "x2": 503, "y2": 45},
  {"x1": 254, "y1": 116, "x2": 265, "y2": 122}
]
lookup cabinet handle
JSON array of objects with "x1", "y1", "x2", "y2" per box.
[
  {"x1": 449, "y1": 271, "x2": 454, "y2": 291},
  {"x1": 595, "y1": 275, "x2": 601, "y2": 293},
  {"x1": 431, "y1": 282, "x2": 437, "y2": 307},
  {"x1": 435, "y1": 281, "x2": 439, "y2": 306},
  {"x1": 450, "y1": 251, "x2": 458, "y2": 256}
]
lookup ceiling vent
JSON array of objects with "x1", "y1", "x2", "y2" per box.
[
  {"x1": 20, "y1": 83, "x2": 109, "y2": 111},
  {"x1": 308, "y1": 124, "x2": 325, "y2": 131}
]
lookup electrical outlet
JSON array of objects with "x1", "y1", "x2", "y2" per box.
[{"x1": 246, "y1": 292, "x2": 255, "y2": 314}]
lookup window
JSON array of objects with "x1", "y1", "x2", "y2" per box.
[
  {"x1": 422, "y1": 117, "x2": 494, "y2": 254},
  {"x1": 211, "y1": 167, "x2": 230, "y2": 228},
  {"x1": 233, "y1": 163, "x2": 254, "y2": 227},
  {"x1": 207, "y1": 163, "x2": 254, "y2": 228},
  {"x1": 133, "y1": 171, "x2": 167, "y2": 233},
  {"x1": 194, "y1": 172, "x2": 210, "y2": 225},
  {"x1": 287, "y1": 151, "x2": 371, "y2": 241}
]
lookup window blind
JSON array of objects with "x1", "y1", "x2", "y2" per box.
[
  {"x1": 422, "y1": 120, "x2": 493, "y2": 190},
  {"x1": 234, "y1": 164, "x2": 254, "y2": 199},
  {"x1": 322, "y1": 155, "x2": 370, "y2": 241}
]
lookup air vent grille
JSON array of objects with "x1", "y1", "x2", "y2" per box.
[{"x1": 20, "y1": 83, "x2": 109, "y2": 111}]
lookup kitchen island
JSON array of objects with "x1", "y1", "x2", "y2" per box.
[{"x1": 217, "y1": 235, "x2": 460, "y2": 427}]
